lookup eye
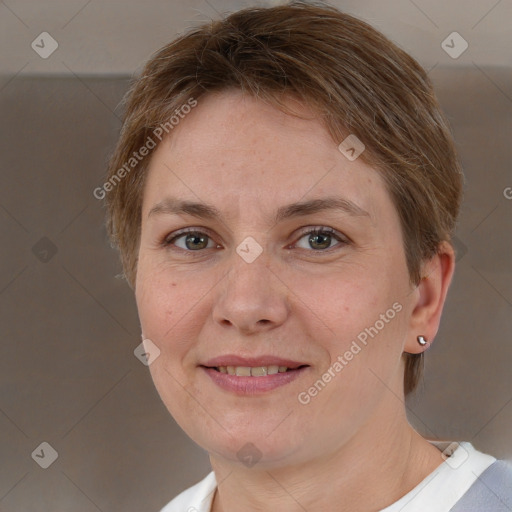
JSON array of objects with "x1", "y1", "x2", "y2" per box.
[
  {"x1": 164, "y1": 229, "x2": 217, "y2": 251},
  {"x1": 162, "y1": 226, "x2": 349, "y2": 253},
  {"x1": 293, "y1": 227, "x2": 348, "y2": 251}
]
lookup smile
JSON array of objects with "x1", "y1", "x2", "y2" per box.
[
  {"x1": 201, "y1": 364, "x2": 310, "y2": 395},
  {"x1": 213, "y1": 365, "x2": 302, "y2": 376}
]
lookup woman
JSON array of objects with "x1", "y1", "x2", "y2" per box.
[{"x1": 104, "y1": 2, "x2": 511, "y2": 511}]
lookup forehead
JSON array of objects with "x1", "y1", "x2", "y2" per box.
[
  {"x1": 142, "y1": 90, "x2": 389, "y2": 224},
  {"x1": 159, "y1": 90, "x2": 337, "y2": 166}
]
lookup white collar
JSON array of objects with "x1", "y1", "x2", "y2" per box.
[{"x1": 160, "y1": 442, "x2": 496, "y2": 512}]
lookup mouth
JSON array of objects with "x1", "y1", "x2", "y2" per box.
[
  {"x1": 206, "y1": 364, "x2": 309, "y2": 376},
  {"x1": 199, "y1": 358, "x2": 310, "y2": 395}
]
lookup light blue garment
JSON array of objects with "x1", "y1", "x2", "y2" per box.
[
  {"x1": 450, "y1": 461, "x2": 512, "y2": 511},
  {"x1": 160, "y1": 455, "x2": 512, "y2": 511}
]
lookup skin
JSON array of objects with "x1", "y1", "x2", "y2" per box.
[{"x1": 135, "y1": 90, "x2": 456, "y2": 511}]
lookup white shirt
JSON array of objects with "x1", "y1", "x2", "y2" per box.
[{"x1": 160, "y1": 442, "x2": 496, "y2": 512}]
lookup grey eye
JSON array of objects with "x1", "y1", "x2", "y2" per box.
[
  {"x1": 173, "y1": 232, "x2": 215, "y2": 250},
  {"x1": 295, "y1": 229, "x2": 343, "y2": 251}
]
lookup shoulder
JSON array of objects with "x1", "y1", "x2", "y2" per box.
[
  {"x1": 450, "y1": 460, "x2": 512, "y2": 511},
  {"x1": 159, "y1": 471, "x2": 217, "y2": 512}
]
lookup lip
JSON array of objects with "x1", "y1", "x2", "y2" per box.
[
  {"x1": 202, "y1": 355, "x2": 307, "y2": 369},
  {"x1": 200, "y1": 355, "x2": 310, "y2": 395},
  {"x1": 201, "y1": 365, "x2": 310, "y2": 395}
]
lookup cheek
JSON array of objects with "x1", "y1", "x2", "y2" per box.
[
  {"x1": 135, "y1": 267, "x2": 202, "y2": 422},
  {"x1": 135, "y1": 261, "x2": 192, "y2": 373},
  {"x1": 290, "y1": 265, "x2": 402, "y2": 337},
  {"x1": 136, "y1": 273, "x2": 175, "y2": 339},
  {"x1": 290, "y1": 266, "x2": 407, "y2": 390},
  {"x1": 135, "y1": 260, "x2": 219, "y2": 368}
]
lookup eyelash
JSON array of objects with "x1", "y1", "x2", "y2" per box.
[{"x1": 161, "y1": 226, "x2": 350, "y2": 254}]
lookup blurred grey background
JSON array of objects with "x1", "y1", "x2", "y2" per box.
[{"x1": 0, "y1": 1, "x2": 511, "y2": 511}]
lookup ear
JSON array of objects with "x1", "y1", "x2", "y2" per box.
[{"x1": 404, "y1": 241, "x2": 456, "y2": 354}]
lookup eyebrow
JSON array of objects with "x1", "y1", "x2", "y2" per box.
[{"x1": 147, "y1": 196, "x2": 370, "y2": 223}]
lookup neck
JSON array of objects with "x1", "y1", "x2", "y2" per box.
[{"x1": 210, "y1": 405, "x2": 444, "y2": 512}]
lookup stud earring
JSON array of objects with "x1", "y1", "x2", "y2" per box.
[{"x1": 417, "y1": 335, "x2": 428, "y2": 346}]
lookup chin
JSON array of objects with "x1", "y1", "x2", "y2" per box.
[{"x1": 193, "y1": 424, "x2": 307, "y2": 468}]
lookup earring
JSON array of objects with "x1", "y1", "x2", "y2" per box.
[{"x1": 417, "y1": 335, "x2": 428, "y2": 346}]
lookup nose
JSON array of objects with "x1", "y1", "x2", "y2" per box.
[{"x1": 211, "y1": 248, "x2": 289, "y2": 335}]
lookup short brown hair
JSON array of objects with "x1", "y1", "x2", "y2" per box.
[{"x1": 104, "y1": 1, "x2": 463, "y2": 395}]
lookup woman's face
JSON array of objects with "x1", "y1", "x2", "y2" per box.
[{"x1": 135, "y1": 90, "x2": 419, "y2": 467}]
